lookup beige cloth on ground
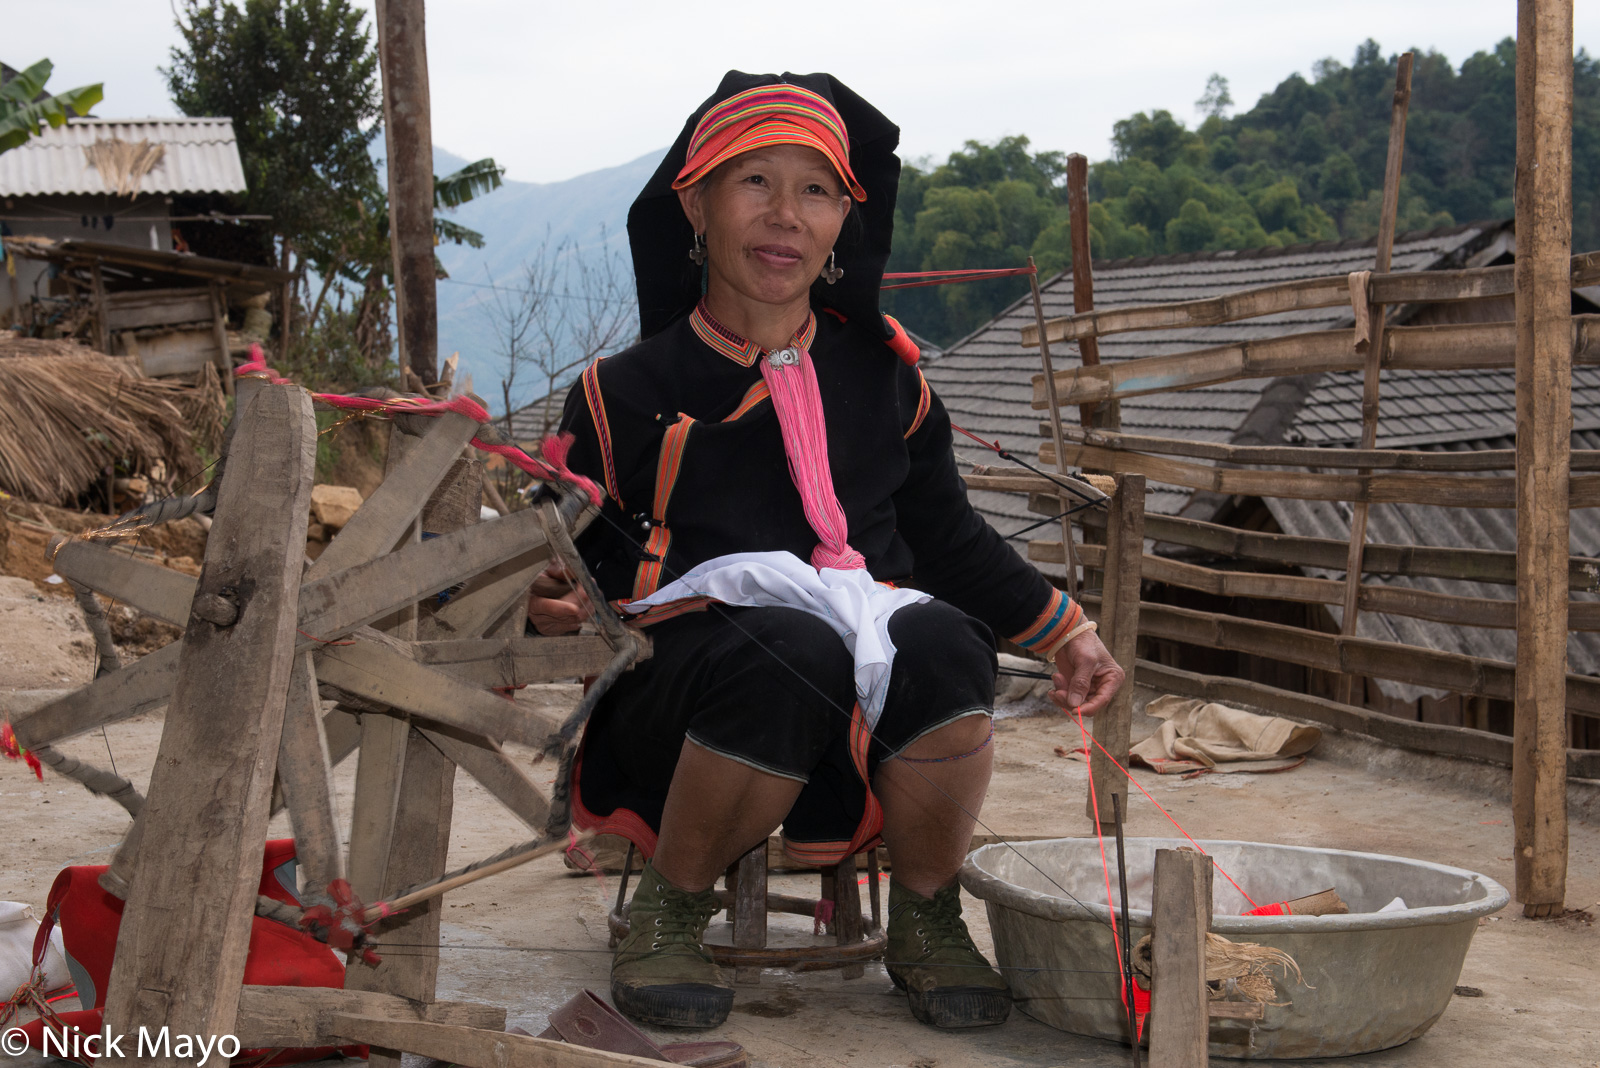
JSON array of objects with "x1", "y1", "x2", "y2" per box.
[{"x1": 1130, "y1": 696, "x2": 1322, "y2": 775}]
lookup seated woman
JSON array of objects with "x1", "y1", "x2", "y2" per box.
[{"x1": 529, "y1": 72, "x2": 1123, "y2": 1031}]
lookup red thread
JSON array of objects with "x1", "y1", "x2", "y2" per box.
[
  {"x1": 296, "y1": 629, "x2": 355, "y2": 647},
  {"x1": 0, "y1": 723, "x2": 43, "y2": 781}
]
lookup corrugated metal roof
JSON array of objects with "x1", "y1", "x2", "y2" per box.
[
  {"x1": 0, "y1": 117, "x2": 247, "y2": 197},
  {"x1": 921, "y1": 223, "x2": 1504, "y2": 559}
]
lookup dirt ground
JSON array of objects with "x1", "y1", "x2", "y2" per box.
[{"x1": 1, "y1": 588, "x2": 1597, "y2": 1067}]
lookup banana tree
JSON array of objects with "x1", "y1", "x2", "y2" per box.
[{"x1": 0, "y1": 59, "x2": 103, "y2": 154}]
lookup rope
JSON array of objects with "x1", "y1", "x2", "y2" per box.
[{"x1": 881, "y1": 266, "x2": 1038, "y2": 291}]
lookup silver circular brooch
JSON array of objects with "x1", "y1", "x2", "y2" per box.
[{"x1": 767, "y1": 347, "x2": 801, "y2": 368}]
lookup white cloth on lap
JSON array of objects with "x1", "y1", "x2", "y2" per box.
[{"x1": 625, "y1": 550, "x2": 930, "y2": 730}]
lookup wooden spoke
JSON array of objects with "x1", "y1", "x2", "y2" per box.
[
  {"x1": 277, "y1": 652, "x2": 345, "y2": 896},
  {"x1": 418, "y1": 725, "x2": 551, "y2": 832},
  {"x1": 50, "y1": 539, "x2": 196, "y2": 625}
]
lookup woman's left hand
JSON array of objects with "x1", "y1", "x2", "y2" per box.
[{"x1": 1049, "y1": 630, "x2": 1124, "y2": 717}]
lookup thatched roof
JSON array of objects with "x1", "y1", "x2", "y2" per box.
[{"x1": 0, "y1": 351, "x2": 222, "y2": 505}]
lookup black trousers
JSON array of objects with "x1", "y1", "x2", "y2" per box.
[{"x1": 576, "y1": 599, "x2": 998, "y2": 849}]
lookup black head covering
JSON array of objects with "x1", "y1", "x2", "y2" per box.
[{"x1": 627, "y1": 71, "x2": 901, "y2": 343}]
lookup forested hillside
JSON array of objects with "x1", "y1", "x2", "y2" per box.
[{"x1": 886, "y1": 38, "x2": 1600, "y2": 345}]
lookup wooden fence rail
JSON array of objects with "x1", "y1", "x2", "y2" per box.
[
  {"x1": 1044, "y1": 495, "x2": 1600, "y2": 589},
  {"x1": 1036, "y1": 424, "x2": 1600, "y2": 472},
  {"x1": 1029, "y1": 315, "x2": 1600, "y2": 408},
  {"x1": 1035, "y1": 540, "x2": 1600, "y2": 630},
  {"x1": 1023, "y1": 250, "x2": 1600, "y2": 347},
  {"x1": 1076, "y1": 594, "x2": 1600, "y2": 719}
]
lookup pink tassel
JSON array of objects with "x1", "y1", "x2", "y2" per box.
[{"x1": 759, "y1": 347, "x2": 864, "y2": 571}]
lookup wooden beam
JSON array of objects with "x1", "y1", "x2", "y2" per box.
[
  {"x1": 419, "y1": 725, "x2": 551, "y2": 831},
  {"x1": 276, "y1": 652, "x2": 345, "y2": 898},
  {"x1": 1088, "y1": 475, "x2": 1143, "y2": 826},
  {"x1": 304, "y1": 411, "x2": 483, "y2": 583},
  {"x1": 1148, "y1": 848, "x2": 1212, "y2": 1068},
  {"x1": 99, "y1": 383, "x2": 315, "y2": 1066},
  {"x1": 1037, "y1": 424, "x2": 1600, "y2": 472},
  {"x1": 1076, "y1": 594, "x2": 1600, "y2": 718},
  {"x1": 376, "y1": 0, "x2": 439, "y2": 386},
  {"x1": 234, "y1": 986, "x2": 505, "y2": 1048},
  {"x1": 1051, "y1": 500, "x2": 1600, "y2": 589},
  {"x1": 413, "y1": 634, "x2": 624, "y2": 686},
  {"x1": 1513, "y1": 0, "x2": 1573, "y2": 918},
  {"x1": 50, "y1": 538, "x2": 196, "y2": 625},
  {"x1": 1024, "y1": 250, "x2": 1600, "y2": 346},
  {"x1": 1029, "y1": 316, "x2": 1600, "y2": 407},
  {"x1": 1135, "y1": 658, "x2": 1600, "y2": 780},
  {"x1": 1341, "y1": 52, "x2": 1415, "y2": 703},
  {"x1": 1044, "y1": 540, "x2": 1600, "y2": 630},
  {"x1": 1065, "y1": 152, "x2": 1106, "y2": 428},
  {"x1": 315, "y1": 632, "x2": 561, "y2": 747},
  {"x1": 327, "y1": 1013, "x2": 665, "y2": 1068}
]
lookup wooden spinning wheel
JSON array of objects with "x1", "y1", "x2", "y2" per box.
[{"x1": 9, "y1": 377, "x2": 658, "y2": 1067}]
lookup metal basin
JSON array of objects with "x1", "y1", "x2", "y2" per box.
[{"x1": 959, "y1": 837, "x2": 1508, "y2": 1059}]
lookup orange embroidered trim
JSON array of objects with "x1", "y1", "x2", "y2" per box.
[
  {"x1": 905, "y1": 369, "x2": 932, "y2": 439},
  {"x1": 581, "y1": 362, "x2": 621, "y2": 508},
  {"x1": 631, "y1": 415, "x2": 696, "y2": 601}
]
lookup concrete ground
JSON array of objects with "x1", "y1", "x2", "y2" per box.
[{"x1": 1, "y1": 609, "x2": 1597, "y2": 1066}]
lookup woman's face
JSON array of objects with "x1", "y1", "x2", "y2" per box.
[{"x1": 678, "y1": 143, "x2": 852, "y2": 311}]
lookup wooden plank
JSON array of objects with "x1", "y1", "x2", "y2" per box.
[
  {"x1": 424, "y1": 545, "x2": 551, "y2": 640},
  {"x1": 90, "y1": 261, "x2": 110, "y2": 354},
  {"x1": 1025, "y1": 251, "x2": 1600, "y2": 346},
  {"x1": 1029, "y1": 316, "x2": 1600, "y2": 408},
  {"x1": 1049, "y1": 540, "x2": 1596, "y2": 630},
  {"x1": 99, "y1": 383, "x2": 315, "y2": 1066},
  {"x1": 1077, "y1": 594, "x2": 1600, "y2": 718},
  {"x1": 1513, "y1": 0, "x2": 1573, "y2": 917},
  {"x1": 304, "y1": 410, "x2": 482, "y2": 583},
  {"x1": 1052, "y1": 501, "x2": 1600, "y2": 589},
  {"x1": 235, "y1": 986, "x2": 505, "y2": 1049},
  {"x1": 315, "y1": 632, "x2": 561, "y2": 747},
  {"x1": 419, "y1": 724, "x2": 551, "y2": 831},
  {"x1": 327, "y1": 1013, "x2": 663, "y2": 1068},
  {"x1": 51, "y1": 538, "x2": 197, "y2": 625},
  {"x1": 1032, "y1": 441, "x2": 1580, "y2": 508},
  {"x1": 1136, "y1": 658, "x2": 1600, "y2": 780},
  {"x1": 346, "y1": 711, "x2": 410, "y2": 905},
  {"x1": 210, "y1": 281, "x2": 233, "y2": 394},
  {"x1": 104, "y1": 287, "x2": 216, "y2": 331},
  {"x1": 343, "y1": 727, "x2": 457, "y2": 1033},
  {"x1": 413, "y1": 634, "x2": 622, "y2": 686},
  {"x1": 277, "y1": 652, "x2": 345, "y2": 899},
  {"x1": 1037, "y1": 424, "x2": 1600, "y2": 472},
  {"x1": 1088, "y1": 475, "x2": 1143, "y2": 827},
  {"x1": 1148, "y1": 848, "x2": 1211, "y2": 1068}
]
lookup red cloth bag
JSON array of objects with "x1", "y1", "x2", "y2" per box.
[{"x1": 17, "y1": 840, "x2": 366, "y2": 1066}]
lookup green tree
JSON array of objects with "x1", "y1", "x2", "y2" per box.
[{"x1": 0, "y1": 60, "x2": 102, "y2": 154}]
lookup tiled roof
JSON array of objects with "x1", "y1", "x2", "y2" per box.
[
  {"x1": 922, "y1": 223, "x2": 1505, "y2": 550},
  {"x1": 0, "y1": 117, "x2": 248, "y2": 197}
]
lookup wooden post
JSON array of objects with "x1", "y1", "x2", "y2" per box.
[
  {"x1": 1066, "y1": 153, "x2": 1112, "y2": 430},
  {"x1": 376, "y1": 0, "x2": 439, "y2": 387},
  {"x1": 1513, "y1": 0, "x2": 1573, "y2": 918},
  {"x1": 1148, "y1": 848, "x2": 1212, "y2": 1068},
  {"x1": 1029, "y1": 256, "x2": 1082, "y2": 599},
  {"x1": 89, "y1": 260, "x2": 110, "y2": 354},
  {"x1": 831, "y1": 853, "x2": 865, "y2": 980},
  {"x1": 730, "y1": 843, "x2": 767, "y2": 985},
  {"x1": 1339, "y1": 52, "x2": 1413, "y2": 704},
  {"x1": 1087, "y1": 474, "x2": 1145, "y2": 827},
  {"x1": 209, "y1": 280, "x2": 235, "y2": 397},
  {"x1": 99, "y1": 383, "x2": 316, "y2": 1066}
]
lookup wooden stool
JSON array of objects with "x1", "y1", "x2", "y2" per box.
[{"x1": 606, "y1": 841, "x2": 887, "y2": 984}]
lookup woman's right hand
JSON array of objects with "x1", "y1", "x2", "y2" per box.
[{"x1": 526, "y1": 559, "x2": 594, "y2": 635}]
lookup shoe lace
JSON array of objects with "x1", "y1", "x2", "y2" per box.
[
  {"x1": 648, "y1": 888, "x2": 718, "y2": 949},
  {"x1": 907, "y1": 888, "x2": 977, "y2": 953}
]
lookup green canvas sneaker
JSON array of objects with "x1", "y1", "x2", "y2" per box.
[
  {"x1": 886, "y1": 880, "x2": 1012, "y2": 1028},
  {"x1": 610, "y1": 861, "x2": 735, "y2": 1029}
]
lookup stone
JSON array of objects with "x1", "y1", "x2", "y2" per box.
[{"x1": 310, "y1": 484, "x2": 364, "y2": 531}]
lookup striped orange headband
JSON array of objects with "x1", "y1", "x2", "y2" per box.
[{"x1": 673, "y1": 84, "x2": 866, "y2": 201}]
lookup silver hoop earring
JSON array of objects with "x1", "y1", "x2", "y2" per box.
[
  {"x1": 822, "y1": 250, "x2": 844, "y2": 285},
  {"x1": 688, "y1": 232, "x2": 707, "y2": 265}
]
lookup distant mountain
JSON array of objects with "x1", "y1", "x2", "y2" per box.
[{"x1": 427, "y1": 147, "x2": 664, "y2": 412}]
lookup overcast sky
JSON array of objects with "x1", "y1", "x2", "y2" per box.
[{"x1": 15, "y1": 1, "x2": 1600, "y2": 185}]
